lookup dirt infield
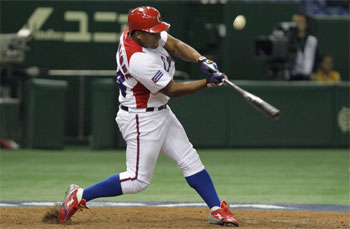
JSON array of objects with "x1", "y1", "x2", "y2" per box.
[{"x1": 0, "y1": 207, "x2": 349, "y2": 228}]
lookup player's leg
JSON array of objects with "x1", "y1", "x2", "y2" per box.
[
  {"x1": 59, "y1": 111, "x2": 167, "y2": 223},
  {"x1": 160, "y1": 107, "x2": 220, "y2": 208},
  {"x1": 82, "y1": 174, "x2": 122, "y2": 201},
  {"x1": 79, "y1": 111, "x2": 140, "y2": 202},
  {"x1": 118, "y1": 111, "x2": 168, "y2": 194},
  {"x1": 160, "y1": 107, "x2": 239, "y2": 226},
  {"x1": 84, "y1": 111, "x2": 167, "y2": 197}
]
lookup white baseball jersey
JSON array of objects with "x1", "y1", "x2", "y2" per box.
[
  {"x1": 116, "y1": 29, "x2": 175, "y2": 108},
  {"x1": 114, "y1": 29, "x2": 204, "y2": 194}
]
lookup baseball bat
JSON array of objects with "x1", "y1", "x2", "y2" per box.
[{"x1": 222, "y1": 78, "x2": 280, "y2": 120}]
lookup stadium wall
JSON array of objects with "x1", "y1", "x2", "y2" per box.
[
  {"x1": 0, "y1": 1, "x2": 348, "y2": 146},
  {"x1": 90, "y1": 80, "x2": 349, "y2": 149}
]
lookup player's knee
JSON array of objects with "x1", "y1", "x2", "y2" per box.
[
  {"x1": 122, "y1": 180, "x2": 149, "y2": 194},
  {"x1": 179, "y1": 156, "x2": 205, "y2": 177},
  {"x1": 133, "y1": 180, "x2": 149, "y2": 193}
]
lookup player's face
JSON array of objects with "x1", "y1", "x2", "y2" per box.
[{"x1": 137, "y1": 31, "x2": 161, "y2": 49}]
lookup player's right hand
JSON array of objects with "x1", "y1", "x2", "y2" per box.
[
  {"x1": 198, "y1": 56, "x2": 226, "y2": 87},
  {"x1": 207, "y1": 72, "x2": 227, "y2": 87}
]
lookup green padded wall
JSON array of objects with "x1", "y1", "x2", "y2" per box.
[
  {"x1": 89, "y1": 81, "x2": 348, "y2": 149},
  {"x1": 229, "y1": 82, "x2": 335, "y2": 147},
  {"x1": 170, "y1": 82, "x2": 339, "y2": 148},
  {"x1": 0, "y1": 98, "x2": 21, "y2": 144},
  {"x1": 24, "y1": 79, "x2": 67, "y2": 149},
  {"x1": 90, "y1": 79, "x2": 120, "y2": 149},
  {"x1": 169, "y1": 86, "x2": 232, "y2": 148}
]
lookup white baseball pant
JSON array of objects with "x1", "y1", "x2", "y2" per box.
[{"x1": 115, "y1": 105, "x2": 205, "y2": 194}]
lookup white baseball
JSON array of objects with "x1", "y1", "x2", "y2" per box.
[{"x1": 233, "y1": 15, "x2": 246, "y2": 30}]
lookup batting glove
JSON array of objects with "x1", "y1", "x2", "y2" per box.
[
  {"x1": 198, "y1": 56, "x2": 226, "y2": 87},
  {"x1": 198, "y1": 56, "x2": 219, "y2": 75},
  {"x1": 206, "y1": 72, "x2": 227, "y2": 87}
]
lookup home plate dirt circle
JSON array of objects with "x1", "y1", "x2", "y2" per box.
[{"x1": 0, "y1": 201, "x2": 349, "y2": 228}]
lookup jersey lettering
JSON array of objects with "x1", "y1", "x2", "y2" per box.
[
  {"x1": 161, "y1": 55, "x2": 172, "y2": 72},
  {"x1": 116, "y1": 70, "x2": 126, "y2": 97}
]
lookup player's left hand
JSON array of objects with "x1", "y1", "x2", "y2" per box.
[
  {"x1": 207, "y1": 72, "x2": 227, "y2": 87},
  {"x1": 198, "y1": 56, "x2": 219, "y2": 75}
]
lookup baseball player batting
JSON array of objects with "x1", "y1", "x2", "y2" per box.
[{"x1": 59, "y1": 6, "x2": 239, "y2": 227}]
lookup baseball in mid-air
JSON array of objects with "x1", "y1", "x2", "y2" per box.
[{"x1": 233, "y1": 15, "x2": 246, "y2": 30}]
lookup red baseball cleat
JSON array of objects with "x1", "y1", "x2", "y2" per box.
[
  {"x1": 209, "y1": 201, "x2": 239, "y2": 227},
  {"x1": 58, "y1": 184, "x2": 88, "y2": 223}
]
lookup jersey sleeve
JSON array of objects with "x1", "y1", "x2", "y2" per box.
[
  {"x1": 159, "y1": 31, "x2": 168, "y2": 47},
  {"x1": 129, "y1": 53, "x2": 172, "y2": 94}
]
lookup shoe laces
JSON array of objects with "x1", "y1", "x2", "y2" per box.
[{"x1": 221, "y1": 202, "x2": 233, "y2": 217}]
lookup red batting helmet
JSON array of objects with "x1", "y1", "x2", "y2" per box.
[{"x1": 128, "y1": 6, "x2": 170, "y2": 34}]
